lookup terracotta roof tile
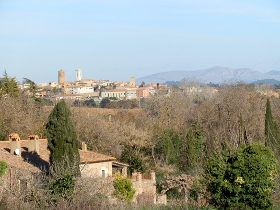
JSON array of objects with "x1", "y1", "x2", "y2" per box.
[{"x1": 0, "y1": 139, "x2": 116, "y2": 173}]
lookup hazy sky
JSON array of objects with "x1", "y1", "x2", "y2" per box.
[{"x1": 1, "y1": 0, "x2": 280, "y2": 83}]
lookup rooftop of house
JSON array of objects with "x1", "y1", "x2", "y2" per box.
[{"x1": 0, "y1": 138, "x2": 116, "y2": 173}]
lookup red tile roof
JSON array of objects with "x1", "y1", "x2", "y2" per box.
[{"x1": 0, "y1": 139, "x2": 116, "y2": 173}]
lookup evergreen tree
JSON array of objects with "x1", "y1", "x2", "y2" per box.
[
  {"x1": 178, "y1": 128, "x2": 196, "y2": 171},
  {"x1": 46, "y1": 100, "x2": 80, "y2": 176},
  {"x1": 192, "y1": 120, "x2": 204, "y2": 158},
  {"x1": 238, "y1": 113, "x2": 248, "y2": 145},
  {"x1": 120, "y1": 145, "x2": 146, "y2": 175},
  {"x1": 23, "y1": 77, "x2": 37, "y2": 97},
  {"x1": 0, "y1": 120, "x2": 7, "y2": 141},
  {"x1": 0, "y1": 71, "x2": 19, "y2": 97},
  {"x1": 265, "y1": 99, "x2": 280, "y2": 154},
  {"x1": 154, "y1": 129, "x2": 179, "y2": 165},
  {"x1": 178, "y1": 121, "x2": 204, "y2": 171}
]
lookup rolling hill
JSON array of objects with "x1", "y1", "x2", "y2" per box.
[{"x1": 136, "y1": 67, "x2": 280, "y2": 84}]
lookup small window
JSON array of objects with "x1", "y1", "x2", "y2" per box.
[{"x1": 102, "y1": 170, "x2": 106, "y2": 178}]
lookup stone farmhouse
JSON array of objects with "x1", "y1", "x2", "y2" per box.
[{"x1": 0, "y1": 134, "x2": 163, "y2": 204}]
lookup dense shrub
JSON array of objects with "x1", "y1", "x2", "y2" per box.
[
  {"x1": 83, "y1": 99, "x2": 97, "y2": 107},
  {"x1": 49, "y1": 174, "x2": 75, "y2": 201},
  {"x1": 155, "y1": 129, "x2": 179, "y2": 164},
  {"x1": 0, "y1": 161, "x2": 7, "y2": 177},
  {"x1": 106, "y1": 99, "x2": 138, "y2": 109},
  {"x1": 120, "y1": 145, "x2": 146, "y2": 175},
  {"x1": 205, "y1": 144, "x2": 278, "y2": 209},
  {"x1": 189, "y1": 177, "x2": 203, "y2": 202},
  {"x1": 113, "y1": 174, "x2": 135, "y2": 202},
  {"x1": 100, "y1": 98, "x2": 111, "y2": 108}
]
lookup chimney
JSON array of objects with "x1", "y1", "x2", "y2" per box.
[
  {"x1": 150, "y1": 170, "x2": 156, "y2": 183},
  {"x1": 9, "y1": 133, "x2": 21, "y2": 156},
  {"x1": 82, "y1": 142, "x2": 87, "y2": 151},
  {"x1": 28, "y1": 135, "x2": 40, "y2": 154}
]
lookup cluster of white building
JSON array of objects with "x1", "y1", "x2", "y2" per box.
[{"x1": 29, "y1": 69, "x2": 167, "y2": 101}]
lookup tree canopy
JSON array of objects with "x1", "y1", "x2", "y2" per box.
[
  {"x1": 205, "y1": 144, "x2": 278, "y2": 209},
  {"x1": 265, "y1": 99, "x2": 280, "y2": 155},
  {"x1": 0, "y1": 71, "x2": 19, "y2": 97}
]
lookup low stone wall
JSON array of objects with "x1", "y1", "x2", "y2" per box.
[{"x1": 131, "y1": 171, "x2": 157, "y2": 204}]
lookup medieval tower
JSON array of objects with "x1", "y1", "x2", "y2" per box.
[
  {"x1": 129, "y1": 76, "x2": 136, "y2": 88},
  {"x1": 58, "y1": 69, "x2": 65, "y2": 84}
]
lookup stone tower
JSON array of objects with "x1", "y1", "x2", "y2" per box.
[
  {"x1": 129, "y1": 76, "x2": 136, "y2": 88},
  {"x1": 58, "y1": 70, "x2": 65, "y2": 84},
  {"x1": 75, "y1": 69, "x2": 82, "y2": 81}
]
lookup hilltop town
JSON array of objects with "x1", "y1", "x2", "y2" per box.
[{"x1": 19, "y1": 69, "x2": 168, "y2": 103}]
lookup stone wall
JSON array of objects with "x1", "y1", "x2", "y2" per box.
[
  {"x1": 131, "y1": 171, "x2": 157, "y2": 204},
  {"x1": 80, "y1": 161, "x2": 113, "y2": 178}
]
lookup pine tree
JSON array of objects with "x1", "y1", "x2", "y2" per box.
[
  {"x1": 46, "y1": 100, "x2": 80, "y2": 177},
  {"x1": 265, "y1": 99, "x2": 280, "y2": 154},
  {"x1": 0, "y1": 71, "x2": 19, "y2": 97}
]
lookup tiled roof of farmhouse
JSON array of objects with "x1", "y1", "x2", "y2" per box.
[{"x1": 0, "y1": 139, "x2": 116, "y2": 173}]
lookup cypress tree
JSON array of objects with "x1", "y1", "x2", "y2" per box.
[
  {"x1": 265, "y1": 99, "x2": 280, "y2": 154},
  {"x1": 46, "y1": 100, "x2": 80, "y2": 176},
  {"x1": 178, "y1": 128, "x2": 196, "y2": 171},
  {"x1": 238, "y1": 113, "x2": 248, "y2": 145},
  {"x1": 178, "y1": 121, "x2": 204, "y2": 172},
  {"x1": 192, "y1": 120, "x2": 203, "y2": 158}
]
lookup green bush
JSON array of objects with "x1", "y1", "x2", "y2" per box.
[
  {"x1": 121, "y1": 145, "x2": 146, "y2": 175},
  {"x1": 113, "y1": 174, "x2": 135, "y2": 202},
  {"x1": 100, "y1": 98, "x2": 111, "y2": 108},
  {"x1": 49, "y1": 174, "x2": 75, "y2": 200},
  {"x1": 205, "y1": 144, "x2": 278, "y2": 209},
  {"x1": 0, "y1": 161, "x2": 7, "y2": 177},
  {"x1": 155, "y1": 129, "x2": 179, "y2": 164},
  {"x1": 189, "y1": 177, "x2": 203, "y2": 202}
]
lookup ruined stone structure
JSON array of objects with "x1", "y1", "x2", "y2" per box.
[{"x1": 131, "y1": 171, "x2": 157, "y2": 204}]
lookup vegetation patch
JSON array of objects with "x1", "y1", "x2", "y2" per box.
[
  {"x1": 0, "y1": 161, "x2": 7, "y2": 177},
  {"x1": 113, "y1": 174, "x2": 136, "y2": 202},
  {"x1": 205, "y1": 144, "x2": 278, "y2": 209}
]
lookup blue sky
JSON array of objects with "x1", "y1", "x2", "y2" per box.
[{"x1": 1, "y1": 0, "x2": 280, "y2": 82}]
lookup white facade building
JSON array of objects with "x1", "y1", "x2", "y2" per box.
[
  {"x1": 101, "y1": 89, "x2": 126, "y2": 99},
  {"x1": 66, "y1": 86, "x2": 94, "y2": 95},
  {"x1": 125, "y1": 88, "x2": 137, "y2": 99}
]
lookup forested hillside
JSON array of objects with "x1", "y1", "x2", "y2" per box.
[{"x1": 1, "y1": 78, "x2": 280, "y2": 209}]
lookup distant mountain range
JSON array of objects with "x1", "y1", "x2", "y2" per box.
[{"x1": 136, "y1": 67, "x2": 280, "y2": 85}]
